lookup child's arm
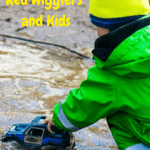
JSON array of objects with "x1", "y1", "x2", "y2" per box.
[{"x1": 46, "y1": 64, "x2": 120, "y2": 132}]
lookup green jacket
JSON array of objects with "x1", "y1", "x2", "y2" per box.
[{"x1": 53, "y1": 14, "x2": 150, "y2": 149}]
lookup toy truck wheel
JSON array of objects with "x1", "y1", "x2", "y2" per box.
[
  {"x1": 65, "y1": 133, "x2": 75, "y2": 150},
  {"x1": 1, "y1": 136, "x2": 9, "y2": 142},
  {"x1": 41, "y1": 145, "x2": 65, "y2": 150}
]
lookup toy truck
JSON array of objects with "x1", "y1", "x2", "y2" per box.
[{"x1": 1, "y1": 116, "x2": 75, "y2": 149}]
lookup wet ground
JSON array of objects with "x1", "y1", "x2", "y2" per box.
[{"x1": 0, "y1": 0, "x2": 118, "y2": 149}]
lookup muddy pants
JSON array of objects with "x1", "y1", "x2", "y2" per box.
[{"x1": 106, "y1": 111, "x2": 150, "y2": 150}]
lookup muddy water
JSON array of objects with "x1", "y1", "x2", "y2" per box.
[{"x1": 0, "y1": 42, "x2": 118, "y2": 150}]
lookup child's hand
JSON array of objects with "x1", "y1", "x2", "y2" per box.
[{"x1": 44, "y1": 115, "x2": 55, "y2": 133}]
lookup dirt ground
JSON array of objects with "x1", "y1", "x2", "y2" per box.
[
  {"x1": 0, "y1": 0, "x2": 97, "y2": 51},
  {"x1": 0, "y1": 1, "x2": 118, "y2": 150}
]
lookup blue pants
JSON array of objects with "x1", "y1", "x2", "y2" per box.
[{"x1": 125, "y1": 143, "x2": 150, "y2": 150}]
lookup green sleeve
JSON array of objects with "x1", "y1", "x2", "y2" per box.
[{"x1": 53, "y1": 65, "x2": 119, "y2": 130}]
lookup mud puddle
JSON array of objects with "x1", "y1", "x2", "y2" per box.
[{"x1": 0, "y1": 42, "x2": 118, "y2": 149}]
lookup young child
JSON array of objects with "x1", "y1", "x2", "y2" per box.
[{"x1": 44, "y1": 0, "x2": 150, "y2": 149}]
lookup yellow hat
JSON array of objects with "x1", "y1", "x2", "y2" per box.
[
  {"x1": 89, "y1": 0, "x2": 150, "y2": 19},
  {"x1": 89, "y1": 0, "x2": 150, "y2": 29}
]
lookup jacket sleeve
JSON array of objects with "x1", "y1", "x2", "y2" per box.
[{"x1": 53, "y1": 65, "x2": 119, "y2": 132}]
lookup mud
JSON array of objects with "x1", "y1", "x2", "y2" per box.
[{"x1": 0, "y1": 0, "x2": 118, "y2": 149}]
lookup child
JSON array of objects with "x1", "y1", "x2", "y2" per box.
[{"x1": 44, "y1": 0, "x2": 150, "y2": 149}]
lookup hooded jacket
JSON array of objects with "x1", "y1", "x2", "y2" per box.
[{"x1": 53, "y1": 14, "x2": 150, "y2": 149}]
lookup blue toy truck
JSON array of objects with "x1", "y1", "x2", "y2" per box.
[{"x1": 1, "y1": 116, "x2": 75, "y2": 149}]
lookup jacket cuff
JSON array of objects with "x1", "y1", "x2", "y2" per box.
[
  {"x1": 53, "y1": 102, "x2": 72, "y2": 132},
  {"x1": 53, "y1": 101, "x2": 81, "y2": 132}
]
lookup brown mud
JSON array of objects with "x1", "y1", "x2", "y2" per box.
[{"x1": 0, "y1": 0, "x2": 118, "y2": 149}]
